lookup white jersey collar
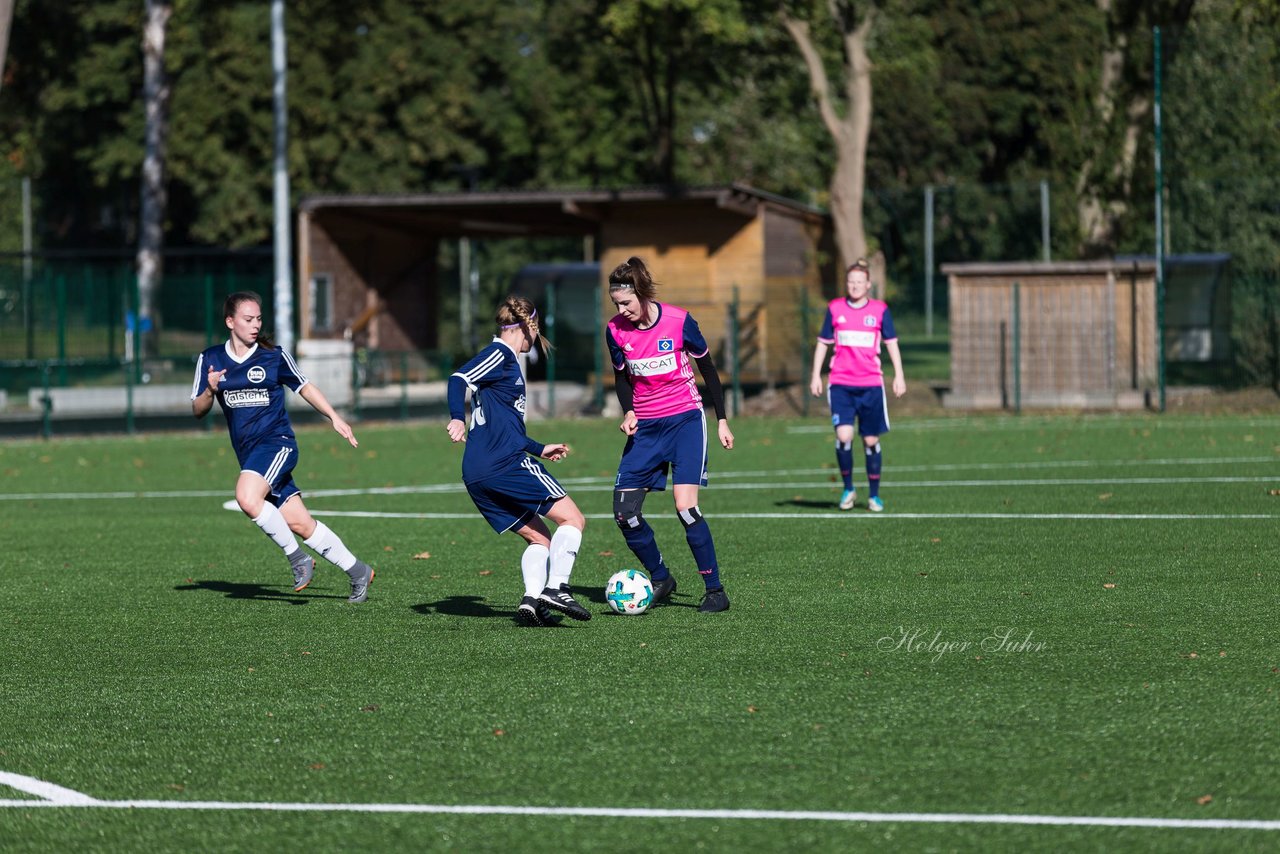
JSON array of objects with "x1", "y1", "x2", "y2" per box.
[{"x1": 224, "y1": 340, "x2": 259, "y2": 364}]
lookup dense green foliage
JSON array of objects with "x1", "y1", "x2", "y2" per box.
[
  {"x1": 1, "y1": 413, "x2": 1279, "y2": 849},
  {"x1": 0, "y1": 0, "x2": 1276, "y2": 376}
]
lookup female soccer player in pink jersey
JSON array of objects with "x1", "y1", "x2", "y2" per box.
[
  {"x1": 606, "y1": 257, "x2": 734, "y2": 613},
  {"x1": 809, "y1": 260, "x2": 906, "y2": 512}
]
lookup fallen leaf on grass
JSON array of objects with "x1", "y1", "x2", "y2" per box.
[{"x1": 413, "y1": 551, "x2": 432, "y2": 560}]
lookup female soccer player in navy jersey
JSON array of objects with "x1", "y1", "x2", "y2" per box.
[
  {"x1": 809, "y1": 259, "x2": 906, "y2": 512},
  {"x1": 191, "y1": 292, "x2": 375, "y2": 602},
  {"x1": 446, "y1": 295, "x2": 590, "y2": 627},
  {"x1": 607, "y1": 257, "x2": 734, "y2": 613}
]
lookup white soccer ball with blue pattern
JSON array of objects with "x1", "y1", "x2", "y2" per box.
[{"x1": 605, "y1": 569, "x2": 654, "y2": 615}]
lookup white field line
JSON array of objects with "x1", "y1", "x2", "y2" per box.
[
  {"x1": 310, "y1": 510, "x2": 1278, "y2": 522},
  {"x1": 3, "y1": 455, "x2": 1276, "y2": 502},
  {"x1": 0, "y1": 772, "x2": 1276, "y2": 830},
  {"x1": 787, "y1": 415, "x2": 1280, "y2": 433}
]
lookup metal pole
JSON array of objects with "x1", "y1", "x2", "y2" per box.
[
  {"x1": 801, "y1": 288, "x2": 811, "y2": 418},
  {"x1": 21, "y1": 175, "x2": 31, "y2": 282},
  {"x1": 924, "y1": 184, "x2": 935, "y2": 339},
  {"x1": 1012, "y1": 283, "x2": 1022, "y2": 414},
  {"x1": 459, "y1": 237, "x2": 472, "y2": 352},
  {"x1": 1153, "y1": 26, "x2": 1167, "y2": 412},
  {"x1": 22, "y1": 177, "x2": 33, "y2": 358},
  {"x1": 592, "y1": 283, "x2": 604, "y2": 411},
  {"x1": 1040, "y1": 179, "x2": 1051, "y2": 262},
  {"x1": 271, "y1": 0, "x2": 294, "y2": 354},
  {"x1": 399, "y1": 351, "x2": 409, "y2": 420},
  {"x1": 56, "y1": 273, "x2": 66, "y2": 386},
  {"x1": 204, "y1": 272, "x2": 214, "y2": 347},
  {"x1": 546, "y1": 280, "x2": 556, "y2": 418},
  {"x1": 729, "y1": 286, "x2": 741, "y2": 417}
]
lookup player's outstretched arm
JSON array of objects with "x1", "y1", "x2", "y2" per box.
[{"x1": 298, "y1": 383, "x2": 359, "y2": 448}]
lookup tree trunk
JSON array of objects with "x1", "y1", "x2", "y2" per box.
[
  {"x1": 0, "y1": 0, "x2": 14, "y2": 95},
  {"x1": 782, "y1": 5, "x2": 874, "y2": 273},
  {"x1": 137, "y1": 0, "x2": 173, "y2": 360}
]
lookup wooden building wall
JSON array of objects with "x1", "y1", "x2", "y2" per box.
[
  {"x1": 944, "y1": 262, "x2": 1157, "y2": 409},
  {"x1": 599, "y1": 202, "x2": 826, "y2": 385},
  {"x1": 299, "y1": 210, "x2": 438, "y2": 351}
]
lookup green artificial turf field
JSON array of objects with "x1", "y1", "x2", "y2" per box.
[{"x1": 1, "y1": 411, "x2": 1278, "y2": 852}]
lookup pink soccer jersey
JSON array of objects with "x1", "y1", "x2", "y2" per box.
[
  {"x1": 818, "y1": 297, "x2": 897, "y2": 387},
  {"x1": 607, "y1": 303, "x2": 707, "y2": 419}
]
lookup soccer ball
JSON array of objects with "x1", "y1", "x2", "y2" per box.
[{"x1": 605, "y1": 569, "x2": 654, "y2": 615}]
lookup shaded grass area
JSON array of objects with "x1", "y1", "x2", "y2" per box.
[{"x1": 1, "y1": 414, "x2": 1278, "y2": 851}]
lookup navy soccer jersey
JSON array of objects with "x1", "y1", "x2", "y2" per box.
[
  {"x1": 448, "y1": 339, "x2": 544, "y2": 484},
  {"x1": 191, "y1": 342, "x2": 308, "y2": 461}
]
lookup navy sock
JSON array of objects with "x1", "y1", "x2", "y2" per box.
[
  {"x1": 679, "y1": 507, "x2": 721, "y2": 590},
  {"x1": 865, "y1": 442, "x2": 882, "y2": 498},
  {"x1": 835, "y1": 440, "x2": 854, "y2": 490},
  {"x1": 621, "y1": 520, "x2": 669, "y2": 581}
]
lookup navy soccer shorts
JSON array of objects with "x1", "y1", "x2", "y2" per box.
[
  {"x1": 241, "y1": 437, "x2": 302, "y2": 507},
  {"x1": 615, "y1": 408, "x2": 709, "y2": 491},
  {"x1": 466, "y1": 456, "x2": 568, "y2": 534},
  {"x1": 828, "y1": 384, "x2": 891, "y2": 437}
]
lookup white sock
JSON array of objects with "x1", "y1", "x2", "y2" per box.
[
  {"x1": 547, "y1": 525, "x2": 582, "y2": 590},
  {"x1": 521, "y1": 543, "x2": 550, "y2": 598},
  {"x1": 252, "y1": 504, "x2": 299, "y2": 557},
  {"x1": 304, "y1": 522, "x2": 358, "y2": 572}
]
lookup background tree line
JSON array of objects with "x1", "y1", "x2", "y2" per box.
[{"x1": 0, "y1": 0, "x2": 1276, "y2": 344}]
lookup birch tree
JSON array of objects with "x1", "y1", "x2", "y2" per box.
[{"x1": 137, "y1": 0, "x2": 172, "y2": 358}]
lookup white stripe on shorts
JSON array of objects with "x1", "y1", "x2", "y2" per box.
[
  {"x1": 263, "y1": 447, "x2": 293, "y2": 489},
  {"x1": 521, "y1": 456, "x2": 565, "y2": 499}
]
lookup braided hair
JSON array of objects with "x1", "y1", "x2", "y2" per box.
[{"x1": 496, "y1": 294, "x2": 550, "y2": 354}]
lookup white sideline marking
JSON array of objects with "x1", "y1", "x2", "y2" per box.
[
  {"x1": 3, "y1": 455, "x2": 1276, "y2": 503},
  {"x1": 787, "y1": 415, "x2": 1280, "y2": 433},
  {"x1": 308, "y1": 510, "x2": 1278, "y2": 522},
  {"x1": 0, "y1": 772, "x2": 98, "y2": 805},
  {"x1": 0, "y1": 770, "x2": 1276, "y2": 831},
  {"x1": 0, "y1": 799, "x2": 1276, "y2": 831}
]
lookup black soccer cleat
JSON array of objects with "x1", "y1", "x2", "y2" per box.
[
  {"x1": 515, "y1": 595, "x2": 556, "y2": 627},
  {"x1": 698, "y1": 587, "x2": 730, "y2": 613},
  {"x1": 538, "y1": 585, "x2": 592, "y2": 621},
  {"x1": 650, "y1": 574, "x2": 677, "y2": 603}
]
